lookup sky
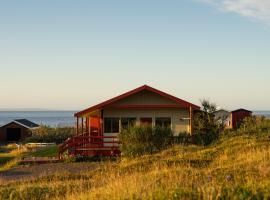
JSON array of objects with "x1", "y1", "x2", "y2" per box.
[{"x1": 0, "y1": 0, "x2": 270, "y2": 111}]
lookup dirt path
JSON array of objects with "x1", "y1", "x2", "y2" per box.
[{"x1": 0, "y1": 162, "x2": 97, "y2": 183}]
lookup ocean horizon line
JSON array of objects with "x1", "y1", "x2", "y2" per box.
[{"x1": 0, "y1": 109, "x2": 78, "y2": 112}]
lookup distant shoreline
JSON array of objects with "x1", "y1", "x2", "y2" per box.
[
  {"x1": 0, "y1": 111, "x2": 269, "y2": 128},
  {"x1": 0, "y1": 110, "x2": 77, "y2": 112}
]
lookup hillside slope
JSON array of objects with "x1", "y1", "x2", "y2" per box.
[{"x1": 0, "y1": 135, "x2": 270, "y2": 200}]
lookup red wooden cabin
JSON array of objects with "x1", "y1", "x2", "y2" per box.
[{"x1": 58, "y1": 85, "x2": 200, "y2": 158}]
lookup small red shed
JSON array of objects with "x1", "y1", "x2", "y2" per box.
[{"x1": 230, "y1": 109, "x2": 252, "y2": 129}]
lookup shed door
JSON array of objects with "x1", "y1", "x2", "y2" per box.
[
  {"x1": 6, "y1": 128, "x2": 21, "y2": 141},
  {"x1": 90, "y1": 117, "x2": 100, "y2": 136}
]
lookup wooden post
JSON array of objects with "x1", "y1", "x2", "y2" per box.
[
  {"x1": 100, "y1": 109, "x2": 103, "y2": 137},
  {"x1": 88, "y1": 116, "x2": 91, "y2": 145},
  {"x1": 76, "y1": 117, "x2": 79, "y2": 135},
  {"x1": 230, "y1": 113, "x2": 233, "y2": 129},
  {"x1": 86, "y1": 117, "x2": 90, "y2": 136},
  {"x1": 189, "y1": 107, "x2": 193, "y2": 135},
  {"x1": 88, "y1": 117, "x2": 91, "y2": 136},
  {"x1": 86, "y1": 117, "x2": 89, "y2": 135},
  {"x1": 81, "y1": 117, "x2": 84, "y2": 135},
  {"x1": 100, "y1": 109, "x2": 103, "y2": 147}
]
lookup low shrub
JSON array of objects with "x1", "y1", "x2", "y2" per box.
[
  {"x1": 221, "y1": 116, "x2": 270, "y2": 139},
  {"x1": 239, "y1": 116, "x2": 270, "y2": 136},
  {"x1": 119, "y1": 126, "x2": 173, "y2": 157},
  {"x1": 171, "y1": 132, "x2": 192, "y2": 145},
  {"x1": 173, "y1": 131, "x2": 219, "y2": 146},
  {"x1": 25, "y1": 126, "x2": 75, "y2": 144},
  {"x1": 120, "y1": 125, "x2": 219, "y2": 157},
  {"x1": 192, "y1": 131, "x2": 219, "y2": 146}
]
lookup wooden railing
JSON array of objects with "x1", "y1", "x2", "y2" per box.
[{"x1": 58, "y1": 134, "x2": 120, "y2": 159}]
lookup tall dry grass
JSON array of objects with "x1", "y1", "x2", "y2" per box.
[{"x1": 0, "y1": 133, "x2": 270, "y2": 199}]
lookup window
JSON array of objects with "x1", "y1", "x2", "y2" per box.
[
  {"x1": 104, "y1": 118, "x2": 120, "y2": 133},
  {"x1": 155, "y1": 117, "x2": 171, "y2": 128},
  {"x1": 140, "y1": 118, "x2": 152, "y2": 126},
  {"x1": 121, "y1": 118, "x2": 136, "y2": 130}
]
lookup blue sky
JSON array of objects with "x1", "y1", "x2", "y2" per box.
[{"x1": 0, "y1": 0, "x2": 270, "y2": 111}]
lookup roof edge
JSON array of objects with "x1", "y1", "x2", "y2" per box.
[
  {"x1": 75, "y1": 85, "x2": 200, "y2": 117},
  {"x1": 231, "y1": 109, "x2": 253, "y2": 113},
  {"x1": 0, "y1": 120, "x2": 39, "y2": 129}
]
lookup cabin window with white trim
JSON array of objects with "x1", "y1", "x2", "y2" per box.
[
  {"x1": 155, "y1": 117, "x2": 171, "y2": 128},
  {"x1": 121, "y1": 118, "x2": 136, "y2": 130},
  {"x1": 104, "y1": 118, "x2": 120, "y2": 133}
]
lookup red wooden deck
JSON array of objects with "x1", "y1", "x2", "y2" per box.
[{"x1": 58, "y1": 134, "x2": 120, "y2": 159}]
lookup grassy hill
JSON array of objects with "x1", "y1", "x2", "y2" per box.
[{"x1": 0, "y1": 133, "x2": 269, "y2": 200}]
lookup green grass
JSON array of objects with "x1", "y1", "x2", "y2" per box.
[
  {"x1": 27, "y1": 146, "x2": 58, "y2": 157},
  {"x1": 0, "y1": 133, "x2": 269, "y2": 200},
  {"x1": 0, "y1": 145, "x2": 58, "y2": 172},
  {"x1": 0, "y1": 146, "x2": 26, "y2": 171},
  {"x1": 0, "y1": 146, "x2": 18, "y2": 166},
  {"x1": 0, "y1": 157, "x2": 13, "y2": 165}
]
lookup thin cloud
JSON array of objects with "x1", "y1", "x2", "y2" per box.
[{"x1": 198, "y1": 0, "x2": 270, "y2": 25}]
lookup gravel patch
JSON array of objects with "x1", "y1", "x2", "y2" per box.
[{"x1": 0, "y1": 162, "x2": 97, "y2": 183}]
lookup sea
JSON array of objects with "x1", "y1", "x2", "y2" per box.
[
  {"x1": 0, "y1": 111, "x2": 76, "y2": 127},
  {"x1": 0, "y1": 110, "x2": 269, "y2": 128},
  {"x1": 253, "y1": 111, "x2": 270, "y2": 119}
]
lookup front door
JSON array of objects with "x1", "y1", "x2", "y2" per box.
[
  {"x1": 90, "y1": 117, "x2": 100, "y2": 136},
  {"x1": 90, "y1": 117, "x2": 102, "y2": 146}
]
